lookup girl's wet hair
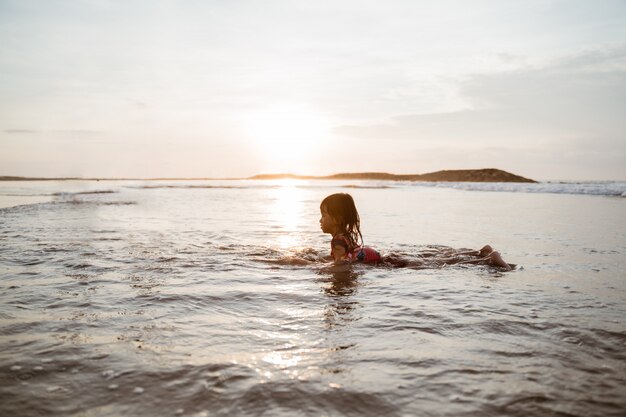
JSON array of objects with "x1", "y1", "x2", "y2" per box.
[{"x1": 320, "y1": 193, "x2": 363, "y2": 247}]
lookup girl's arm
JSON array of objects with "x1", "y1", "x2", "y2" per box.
[
  {"x1": 322, "y1": 262, "x2": 351, "y2": 273},
  {"x1": 331, "y1": 244, "x2": 348, "y2": 264},
  {"x1": 317, "y1": 245, "x2": 351, "y2": 273},
  {"x1": 320, "y1": 258, "x2": 351, "y2": 273}
]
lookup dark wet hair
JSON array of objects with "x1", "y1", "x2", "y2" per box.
[{"x1": 320, "y1": 193, "x2": 363, "y2": 248}]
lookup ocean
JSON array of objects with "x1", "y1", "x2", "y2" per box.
[{"x1": 1, "y1": 179, "x2": 625, "y2": 417}]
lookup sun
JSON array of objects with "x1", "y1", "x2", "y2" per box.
[{"x1": 242, "y1": 103, "x2": 331, "y2": 171}]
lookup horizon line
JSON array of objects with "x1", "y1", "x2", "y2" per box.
[{"x1": 1, "y1": 169, "x2": 625, "y2": 182}]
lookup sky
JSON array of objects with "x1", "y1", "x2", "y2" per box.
[{"x1": 1, "y1": 0, "x2": 625, "y2": 180}]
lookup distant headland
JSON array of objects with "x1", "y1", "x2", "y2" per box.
[
  {"x1": 249, "y1": 169, "x2": 536, "y2": 183},
  {"x1": 0, "y1": 169, "x2": 536, "y2": 183}
]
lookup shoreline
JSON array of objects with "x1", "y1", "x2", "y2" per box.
[{"x1": 0, "y1": 168, "x2": 536, "y2": 183}]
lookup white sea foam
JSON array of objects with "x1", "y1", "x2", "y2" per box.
[{"x1": 404, "y1": 181, "x2": 626, "y2": 197}]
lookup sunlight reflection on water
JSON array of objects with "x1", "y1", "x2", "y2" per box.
[{"x1": 267, "y1": 180, "x2": 309, "y2": 249}]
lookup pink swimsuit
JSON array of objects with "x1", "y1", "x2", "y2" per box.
[{"x1": 330, "y1": 234, "x2": 382, "y2": 263}]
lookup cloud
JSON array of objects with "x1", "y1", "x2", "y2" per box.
[
  {"x1": 334, "y1": 45, "x2": 626, "y2": 153},
  {"x1": 3, "y1": 128, "x2": 103, "y2": 135},
  {"x1": 3, "y1": 129, "x2": 38, "y2": 133}
]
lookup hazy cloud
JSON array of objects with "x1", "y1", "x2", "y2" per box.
[
  {"x1": 3, "y1": 129, "x2": 38, "y2": 134},
  {"x1": 335, "y1": 45, "x2": 626, "y2": 152},
  {"x1": 3, "y1": 128, "x2": 103, "y2": 135}
]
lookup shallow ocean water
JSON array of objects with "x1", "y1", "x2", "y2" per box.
[{"x1": 1, "y1": 180, "x2": 625, "y2": 417}]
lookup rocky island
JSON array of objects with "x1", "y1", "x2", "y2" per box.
[{"x1": 249, "y1": 168, "x2": 536, "y2": 183}]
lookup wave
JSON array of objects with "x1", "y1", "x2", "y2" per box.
[
  {"x1": 0, "y1": 190, "x2": 117, "y2": 197},
  {"x1": 409, "y1": 181, "x2": 626, "y2": 197},
  {"x1": 53, "y1": 190, "x2": 117, "y2": 196},
  {"x1": 0, "y1": 199, "x2": 136, "y2": 213},
  {"x1": 127, "y1": 181, "x2": 626, "y2": 196},
  {"x1": 128, "y1": 183, "x2": 397, "y2": 192},
  {"x1": 59, "y1": 200, "x2": 136, "y2": 206},
  {"x1": 131, "y1": 185, "x2": 253, "y2": 190},
  {"x1": 341, "y1": 184, "x2": 393, "y2": 189}
]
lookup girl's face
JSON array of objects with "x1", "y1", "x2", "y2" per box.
[{"x1": 319, "y1": 206, "x2": 338, "y2": 234}]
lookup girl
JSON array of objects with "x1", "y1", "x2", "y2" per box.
[
  {"x1": 320, "y1": 193, "x2": 382, "y2": 264},
  {"x1": 319, "y1": 193, "x2": 513, "y2": 270}
]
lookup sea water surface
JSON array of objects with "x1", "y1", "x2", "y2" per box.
[{"x1": 1, "y1": 180, "x2": 625, "y2": 417}]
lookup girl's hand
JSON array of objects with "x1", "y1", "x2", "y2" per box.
[{"x1": 319, "y1": 261, "x2": 351, "y2": 274}]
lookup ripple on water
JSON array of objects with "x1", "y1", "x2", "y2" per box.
[{"x1": 1, "y1": 182, "x2": 626, "y2": 416}]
